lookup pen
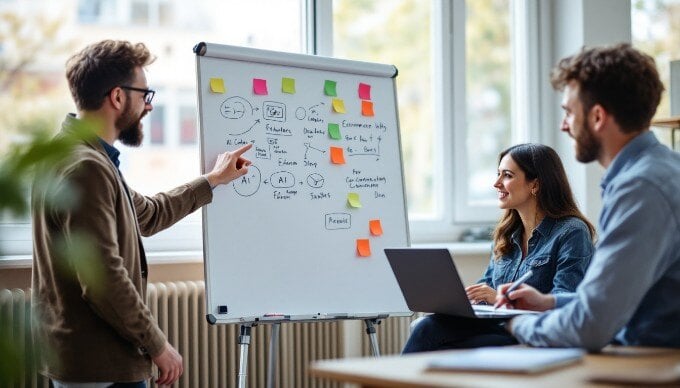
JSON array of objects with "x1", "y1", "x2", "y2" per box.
[{"x1": 496, "y1": 270, "x2": 533, "y2": 309}]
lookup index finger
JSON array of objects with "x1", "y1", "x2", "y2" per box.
[{"x1": 232, "y1": 143, "x2": 253, "y2": 156}]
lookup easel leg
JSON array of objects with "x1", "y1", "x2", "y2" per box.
[
  {"x1": 364, "y1": 319, "x2": 381, "y2": 357},
  {"x1": 237, "y1": 324, "x2": 253, "y2": 388},
  {"x1": 266, "y1": 323, "x2": 280, "y2": 388}
]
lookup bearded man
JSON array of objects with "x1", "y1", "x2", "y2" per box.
[{"x1": 31, "y1": 40, "x2": 252, "y2": 387}]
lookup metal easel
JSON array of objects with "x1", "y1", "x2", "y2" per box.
[{"x1": 236, "y1": 317, "x2": 383, "y2": 388}]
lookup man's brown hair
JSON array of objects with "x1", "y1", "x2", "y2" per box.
[
  {"x1": 550, "y1": 43, "x2": 664, "y2": 133},
  {"x1": 65, "y1": 40, "x2": 155, "y2": 111}
]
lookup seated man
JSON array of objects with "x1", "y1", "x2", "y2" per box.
[{"x1": 498, "y1": 43, "x2": 680, "y2": 350}]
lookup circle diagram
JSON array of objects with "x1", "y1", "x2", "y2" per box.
[{"x1": 233, "y1": 165, "x2": 261, "y2": 197}]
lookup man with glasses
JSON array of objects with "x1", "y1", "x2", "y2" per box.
[{"x1": 32, "y1": 40, "x2": 252, "y2": 387}]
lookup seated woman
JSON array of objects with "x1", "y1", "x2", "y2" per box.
[{"x1": 402, "y1": 143, "x2": 595, "y2": 353}]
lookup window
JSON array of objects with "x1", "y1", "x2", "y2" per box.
[
  {"x1": 1, "y1": 0, "x2": 550, "y2": 261},
  {"x1": 179, "y1": 106, "x2": 197, "y2": 145},
  {"x1": 632, "y1": 0, "x2": 680, "y2": 121},
  {"x1": 149, "y1": 105, "x2": 165, "y2": 145},
  {"x1": 331, "y1": 0, "x2": 513, "y2": 240}
]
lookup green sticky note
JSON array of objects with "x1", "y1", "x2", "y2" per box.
[
  {"x1": 328, "y1": 123, "x2": 341, "y2": 139},
  {"x1": 282, "y1": 77, "x2": 295, "y2": 94},
  {"x1": 347, "y1": 192, "x2": 362, "y2": 208},
  {"x1": 324, "y1": 80, "x2": 337, "y2": 96}
]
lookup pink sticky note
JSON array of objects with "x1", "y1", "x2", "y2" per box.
[
  {"x1": 253, "y1": 78, "x2": 268, "y2": 95},
  {"x1": 358, "y1": 83, "x2": 371, "y2": 100}
]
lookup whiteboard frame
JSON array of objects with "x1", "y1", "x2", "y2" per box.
[{"x1": 195, "y1": 42, "x2": 411, "y2": 324}]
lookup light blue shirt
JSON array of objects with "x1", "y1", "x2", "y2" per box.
[{"x1": 511, "y1": 131, "x2": 680, "y2": 350}]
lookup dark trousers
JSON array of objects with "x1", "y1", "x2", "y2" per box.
[{"x1": 402, "y1": 314, "x2": 518, "y2": 353}]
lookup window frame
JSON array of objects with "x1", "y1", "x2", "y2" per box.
[{"x1": 0, "y1": 0, "x2": 548, "y2": 265}]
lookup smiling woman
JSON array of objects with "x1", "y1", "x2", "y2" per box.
[{"x1": 402, "y1": 143, "x2": 596, "y2": 353}]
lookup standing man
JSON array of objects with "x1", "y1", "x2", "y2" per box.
[
  {"x1": 32, "y1": 40, "x2": 252, "y2": 387},
  {"x1": 497, "y1": 43, "x2": 680, "y2": 350}
]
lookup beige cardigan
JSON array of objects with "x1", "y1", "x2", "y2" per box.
[{"x1": 31, "y1": 115, "x2": 212, "y2": 382}]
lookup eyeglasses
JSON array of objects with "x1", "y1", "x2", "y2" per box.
[{"x1": 119, "y1": 85, "x2": 156, "y2": 104}]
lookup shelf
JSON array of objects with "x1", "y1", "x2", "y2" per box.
[{"x1": 651, "y1": 116, "x2": 680, "y2": 128}]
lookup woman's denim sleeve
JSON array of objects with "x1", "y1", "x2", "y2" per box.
[
  {"x1": 551, "y1": 223, "x2": 594, "y2": 294},
  {"x1": 476, "y1": 252, "x2": 496, "y2": 286}
]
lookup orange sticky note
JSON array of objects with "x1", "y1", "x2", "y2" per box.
[
  {"x1": 356, "y1": 239, "x2": 371, "y2": 257},
  {"x1": 361, "y1": 100, "x2": 374, "y2": 116},
  {"x1": 330, "y1": 146, "x2": 345, "y2": 164},
  {"x1": 369, "y1": 219, "x2": 383, "y2": 236},
  {"x1": 210, "y1": 78, "x2": 225, "y2": 93},
  {"x1": 332, "y1": 98, "x2": 346, "y2": 113},
  {"x1": 358, "y1": 83, "x2": 371, "y2": 100},
  {"x1": 253, "y1": 78, "x2": 268, "y2": 95}
]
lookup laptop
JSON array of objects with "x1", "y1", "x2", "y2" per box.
[{"x1": 384, "y1": 248, "x2": 538, "y2": 319}]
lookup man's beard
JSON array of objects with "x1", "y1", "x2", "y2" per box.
[
  {"x1": 116, "y1": 100, "x2": 145, "y2": 146},
  {"x1": 574, "y1": 119, "x2": 600, "y2": 163}
]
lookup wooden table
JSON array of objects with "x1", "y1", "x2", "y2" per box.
[{"x1": 310, "y1": 346, "x2": 680, "y2": 387}]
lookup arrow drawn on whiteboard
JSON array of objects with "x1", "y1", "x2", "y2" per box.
[{"x1": 304, "y1": 142, "x2": 326, "y2": 160}]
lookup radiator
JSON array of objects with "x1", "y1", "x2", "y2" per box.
[{"x1": 1, "y1": 282, "x2": 358, "y2": 388}]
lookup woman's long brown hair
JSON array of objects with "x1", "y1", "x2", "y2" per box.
[{"x1": 492, "y1": 144, "x2": 596, "y2": 259}]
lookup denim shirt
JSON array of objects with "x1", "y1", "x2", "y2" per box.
[
  {"x1": 478, "y1": 216, "x2": 593, "y2": 294},
  {"x1": 512, "y1": 131, "x2": 680, "y2": 350}
]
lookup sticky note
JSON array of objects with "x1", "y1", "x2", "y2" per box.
[
  {"x1": 324, "y1": 80, "x2": 337, "y2": 96},
  {"x1": 328, "y1": 123, "x2": 341, "y2": 140},
  {"x1": 357, "y1": 239, "x2": 371, "y2": 257},
  {"x1": 330, "y1": 146, "x2": 345, "y2": 164},
  {"x1": 358, "y1": 83, "x2": 371, "y2": 100},
  {"x1": 369, "y1": 219, "x2": 383, "y2": 236},
  {"x1": 332, "y1": 98, "x2": 346, "y2": 113},
  {"x1": 253, "y1": 78, "x2": 268, "y2": 95},
  {"x1": 361, "y1": 100, "x2": 374, "y2": 117},
  {"x1": 347, "y1": 192, "x2": 361, "y2": 208},
  {"x1": 210, "y1": 78, "x2": 225, "y2": 93},
  {"x1": 282, "y1": 77, "x2": 295, "y2": 94}
]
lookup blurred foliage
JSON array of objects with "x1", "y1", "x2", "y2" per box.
[
  {"x1": 0, "y1": 120, "x2": 98, "y2": 387},
  {"x1": 0, "y1": 9, "x2": 90, "y2": 384},
  {"x1": 0, "y1": 8, "x2": 75, "y2": 153}
]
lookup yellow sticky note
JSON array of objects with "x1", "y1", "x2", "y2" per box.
[
  {"x1": 332, "y1": 98, "x2": 346, "y2": 113},
  {"x1": 356, "y1": 239, "x2": 371, "y2": 257},
  {"x1": 347, "y1": 192, "x2": 362, "y2": 208},
  {"x1": 210, "y1": 78, "x2": 225, "y2": 93},
  {"x1": 369, "y1": 219, "x2": 383, "y2": 236},
  {"x1": 361, "y1": 100, "x2": 374, "y2": 116},
  {"x1": 330, "y1": 146, "x2": 345, "y2": 164},
  {"x1": 282, "y1": 77, "x2": 295, "y2": 94}
]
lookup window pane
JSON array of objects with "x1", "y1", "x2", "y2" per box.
[
  {"x1": 0, "y1": 0, "x2": 304, "y2": 253},
  {"x1": 332, "y1": 0, "x2": 434, "y2": 218},
  {"x1": 179, "y1": 105, "x2": 197, "y2": 145},
  {"x1": 149, "y1": 105, "x2": 165, "y2": 145},
  {"x1": 465, "y1": 0, "x2": 512, "y2": 204},
  {"x1": 632, "y1": 0, "x2": 680, "y2": 121}
]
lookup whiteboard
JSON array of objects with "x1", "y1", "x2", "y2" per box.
[{"x1": 195, "y1": 42, "x2": 410, "y2": 324}]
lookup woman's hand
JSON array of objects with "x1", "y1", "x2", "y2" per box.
[{"x1": 465, "y1": 283, "x2": 497, "y2": 305}]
